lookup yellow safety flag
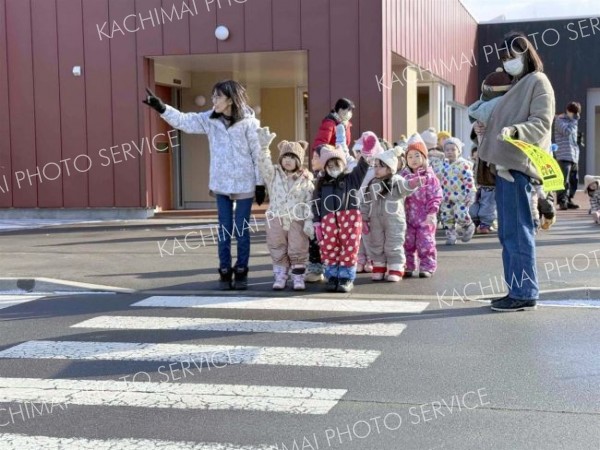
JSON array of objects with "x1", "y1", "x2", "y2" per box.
[{"x1": 503, "y1": 137, "x2": 564, "y2": 192}]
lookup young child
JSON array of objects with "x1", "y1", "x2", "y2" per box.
[
  {"x1": 440, "y1": 137, "x2": 476, "y2": 245},
  {"x1": 312, "y1": 141, "x2": 373, "y2": 292},
  {"x1": 305, "y1": 146, "x2": 326, "y2": 283},
  {"x1": 469, "y1": 146, "x2": 497, "y2": 234},
  {"x1": 354, "y1": 132, "x2": 384, "y2": 273},
  {"x1": 361, "y1": 146, "x2": 425, "y2": 282},
  {"x1": 584, "y1": 175, "x2": 600, "y2": 224},
  {"x1": 257, "y1": 128, "x2": 314, "y2": 291},
  {"x1": 468, "y1": 68, "x2": 513, "y2": 182},
  {"x1": 400, "y1": 133, "x2": 443, "y2": 277}
]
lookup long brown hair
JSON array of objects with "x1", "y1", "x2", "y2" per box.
[{"x1": 210, "y1": 80, "x2": 250, "y2": 124}]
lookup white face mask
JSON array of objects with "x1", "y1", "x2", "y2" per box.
[
  {"x1": 327, "y1": 168, "x2": 342, "y2": 178},
  {"x1": 503, "y1": 55, "x2": 524, "y2": 77}
]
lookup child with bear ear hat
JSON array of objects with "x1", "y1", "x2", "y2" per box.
[{"x1": 256, "y1": 127, "x2": 315, "y2": 291}]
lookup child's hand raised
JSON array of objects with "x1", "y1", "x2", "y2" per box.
[{"x1": 257, "y1": 127, "x2": 277, "y2": 149}]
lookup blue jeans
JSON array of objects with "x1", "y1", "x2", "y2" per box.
[
  {"x1": 215, "y1": 195, "x2": 253, "y2": 270},
  {"x1": 495, "y1": 171, "x2": 539, "y2": 300},
  {"x1": 470, "y1": 187, "x2": 497, "y2": 227}
]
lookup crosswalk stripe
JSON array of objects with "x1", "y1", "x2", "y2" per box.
[
  {"x1": 0, "y1": 377, "x2": 346, "y2": 415},
  {"x1": 131, "y1": 296, "x2": 430, "y2": 313},
  {"x1": 0, "y1": 340, "x2": 380, "y2": 368},
  {"x1": 0, "y1": 295, "x2": 44, "y2": 311},
  {"x1": 0, "y1": 434, "x2": 277, "y2": 450},
  {"x1": 72, "y1": 315, "x2": 408, "y2": 336}
]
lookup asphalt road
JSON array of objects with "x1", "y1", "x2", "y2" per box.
[{"x1": 0, "y1": 203, "x2": 598, "y2": 449}]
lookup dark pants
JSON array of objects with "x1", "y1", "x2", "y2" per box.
[
  {"x1": 557, "y1": 160, "x2": 578, "y2": 205},
  {"x1": 308, "y1": 237, "x2": 322, "y2": 264},
  {"x1": 215, "y1": 195, "x2": 254, "y2": 270}
]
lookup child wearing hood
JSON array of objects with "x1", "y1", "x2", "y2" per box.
[
  {"x1": 312, "y1": 140, "x2": 374, "y2": 293},
  {"x1": 440, "y1": 137, "x2": 476, "y2": 245},
  {"x1": 257, "y1": 128, "x2": 314, "y2": 291},
  {"x1": 400, "y1": 133, "x2": 443, "y2": 277},
  {"x1": 361, "y1": 145, "x2": 425, "y2": 281}
]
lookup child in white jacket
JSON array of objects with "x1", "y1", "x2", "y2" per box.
[{"x1": 257, "y1": 128, "x2": 314, "y2": 290}]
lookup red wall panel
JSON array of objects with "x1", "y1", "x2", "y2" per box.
[
  {"x1": 216, "y1": 1, "x2": 245, "y2": 53},
  {"x1": 244, "y1": 0, "x2": 272, "y2": 52},
  {"x1": 162, "y1": 0, "x2": 190, "y2": 55},
  {"x1": 32, "y1": 0, "x2": 62, "y2": 207},
  {"x1": 358, "y1": 0, "x2": 383, "y2": 137},
  {"x1": 109, "y1": 0, "x2": 140, "y2": 207},
  {"x1": 189, "y1": 0, "x2": 216, "y2": 54},
  {"x1": 272, "y1": 0, "x2": 301, "y2": 51},
  {"x1": 57, "y1": 0, "x2": 88, "y2": 207},
  {"x1": 389, "y1": 0, "x2": 477, "y2": 105},
  {"x1": 329, "y1": 0, "x2": 360, "y2": 141},
  {"x1": 301, "y1": 0, "x2": 331, "y2": 152},
  {"x1": 6, "y1": 0, "x2": 37, "y2": 207},
  {"x1": 0, "y1": 0, "x2": 12, "y2": 206},
  {"x1": 83, "y1": 0, "x2": 114, "y2": 207},
  {"x1": 136, "y1": 0, "x2": 163, "y2": 207}
]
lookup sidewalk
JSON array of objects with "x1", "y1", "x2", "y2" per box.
[{"x1": 0, "y1": 191, "x2": 597, "y2": 301}]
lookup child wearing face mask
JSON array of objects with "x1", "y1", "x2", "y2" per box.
[
  {"x1": 305, "y1": 146, "x2": 326, "y2": 283},
  {"x1": 312, "y1": 141, "x2": 373, "y2": 293},
  {"x1": 257, "y1": 128, "x2": 315, "y2": 291},
  {"x1": 440, "y1": 137, "x2": 476, "y2": 245},
  {"x1": 361, "y1": 145, "x2": 425, "y2": 282},
  {"x1": 353, "y1": 132, "x2": 384, "y2": 273},
  {"x1": 400, "y1": 133, "x2": 443, "y2": 277}
]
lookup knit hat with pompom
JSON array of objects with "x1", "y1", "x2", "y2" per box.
[
  {"x1": 421, "y1": 127, "x2": 438, "y2": 149},
  {"x1": 406, "y1": 133, "x2": 428, "y2": 158}
]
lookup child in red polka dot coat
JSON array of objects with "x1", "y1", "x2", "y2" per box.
[
  {"x1": 440, "y1": 137, "x2": 476, "y2": 245},
  {"x1": 312, "y1": 143, "x2": 372, "y2": 293}
]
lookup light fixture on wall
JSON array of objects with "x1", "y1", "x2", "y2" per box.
[
  {"x1": 194, "y1": 95, "x2": 207, "y2": 107},
  {"x1": 215, "y1": 25, "x2": 230, "y2": 41},
  {"x1": 72, "y1": 66, "x2": 82, "y2": 77}
]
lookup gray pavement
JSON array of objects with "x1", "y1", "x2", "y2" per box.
[{"x1": 0, "y1": 198, "x2": 599, "y2": 449}]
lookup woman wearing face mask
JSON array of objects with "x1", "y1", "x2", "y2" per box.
[
  {"x1": 143, "y1": 80, "x2": 264, "y2": 291},
  {"x1": 311, "y1": 139, "x2": 373, "y2": 293},
  {"x1": 473, "y1": 32, "x2": 555, "y2": 312},
  {"x1": 312, "y1": 98, "x2": 355, "y2": 155}
]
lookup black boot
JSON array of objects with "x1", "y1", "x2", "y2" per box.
[
  {"x1": 218, "y1": 267, "x2": 233, "y2": 291},
  {"x1": 233, "y1": 266, "x2": 248, "y2": 290}
]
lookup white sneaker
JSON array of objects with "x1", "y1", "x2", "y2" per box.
[
  {"x1": 272, "y1": 266, "x2": 288, "y2": 290},
  {"x1": 385, "y1": 273, "x2": 402, "y2": 282},
  {"x1": 292, "y1": 273, "x2": 306, "y2": 291},
  {"x1": 371, "y1": 271, "x2": 385, "y2": 281},
  {"x1": 445, "y1": 230, "x2": 457, "y2": 245},
  {"x1": 356, "y1": 263, "x2": 365, "y2": 273},
  {"x1": 364, "y1": 262, "x2": 373, "y2": 273},
  {"x1": 461, "y1": 223, "x2": 476, "y2": 242}
]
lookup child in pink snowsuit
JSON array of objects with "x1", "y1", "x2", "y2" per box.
[{"x1": 400, "y1": 133, "x2": 443, "y2": 278}]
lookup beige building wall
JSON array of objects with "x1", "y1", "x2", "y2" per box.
[
  {"x1": 261, "y1": 88, "x2": 297, "y2": 150},
  {"x1": 392, "y1": 65, "x2": 418, "y2": 142}
]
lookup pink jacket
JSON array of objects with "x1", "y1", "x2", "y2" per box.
[{"x1": 400, "y1": 166, "x2": 442, "y2": 227}]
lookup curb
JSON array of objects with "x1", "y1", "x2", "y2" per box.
[{"x1": 0, "y1": 278, "x2": 134, "y2": 295}]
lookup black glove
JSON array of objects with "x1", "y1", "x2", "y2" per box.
[
  {"x1": 142, "y1": 87, "x2": 166, "y2": 114},
  {"x1": 255, "y1": 185, "x2": 266, "y2": 206}
]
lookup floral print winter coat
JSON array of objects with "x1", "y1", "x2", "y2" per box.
[
  {"x1": 440, "y1": 158, "x2": 476, "y2": 205},
  {"x1": 400, "y1": 166, "x2": 442, "y2": 226},
  {"x1": 258, "y1": 149, "x2": 314, "y2": 238},
  {"x1": 161, "y1": 105, "x2": 263, "y2": 195}
]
